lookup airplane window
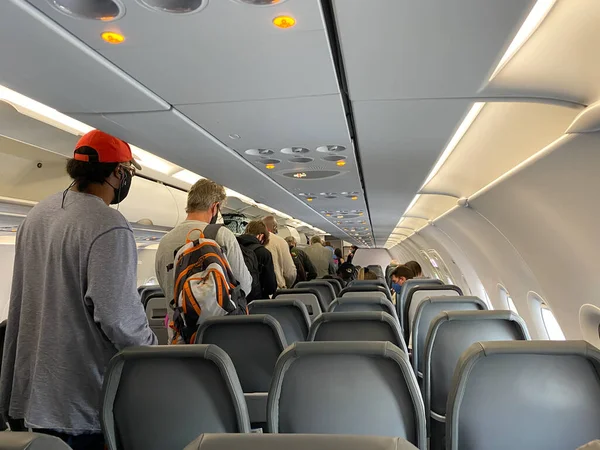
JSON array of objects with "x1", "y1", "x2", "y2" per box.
[
  {"x1": 498, "y1": 285, "x2": 518, "y2": 314},
  {"x1": 427, "y1": 249, "x2": 455, "y2": 285},
  {"x1": 541, "y1": 304, "x2": 566, "y2": 340}
]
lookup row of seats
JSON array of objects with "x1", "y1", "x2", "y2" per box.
[
  {"x1": 0, "y1": 432, "x2": 419, "y2": 450},
  {"x1": 97, "y1": 339, "x2": 600, "y2": 450}
]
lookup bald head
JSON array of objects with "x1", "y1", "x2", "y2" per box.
[{"x1": 262, "y1": 216, "x2": 278, "y2": 234}]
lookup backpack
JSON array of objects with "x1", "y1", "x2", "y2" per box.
[
  {"x1": 290, "y1": 249, "x2": 307, "y2": 284},
  {"x1": 235, "y1": 237, "x2": 263, "y2": 301},
  {"x1": 168, "y1": 227, "x2": 247, "y2": 344}
]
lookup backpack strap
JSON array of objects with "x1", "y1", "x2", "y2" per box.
[{"x1": 203, "y1": 224, "x2": 227, "y2": 255}]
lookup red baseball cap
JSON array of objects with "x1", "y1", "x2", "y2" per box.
[{"x1": 73, "y1": 130, "x2": 141, "y2": 170}]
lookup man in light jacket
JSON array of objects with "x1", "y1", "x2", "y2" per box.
[
  {"x1": 262, "y1": 216, "x2": 296, "y2": 288},
  {"x1": 303, "y1": 236, "x2": 336, "y2": 278}
]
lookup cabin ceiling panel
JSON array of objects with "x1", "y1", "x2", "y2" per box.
[
  {"x1": 484, "y1": 0, "x2": 600, "y2": 105},
  {"x1": 68, "y1": 108, "x2": 343, "y2": 236},
  {"x1": 27, "y1": 0, "x2": 338, "y2": 105},
  {"x1": 332, "y1": 0, "x2": 536, "y2": 101},
  {"x1": 406, "y1": 195, "x2": 458, "y2": 222},
  {"x1": 423, "y1": 102, "x2": 580, "y2": 198},
  {"x1": 352, "y1": 98, "x2": 471, "y2": 243},
  {"x1": 0, "y1": 0, "x2": 169, "y2": 114}
]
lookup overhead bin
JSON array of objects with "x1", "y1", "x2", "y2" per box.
[{"x1": 0, "y1": 0, "x2": 168, "y2": 114}]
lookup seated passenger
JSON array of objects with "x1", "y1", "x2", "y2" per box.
[
  {"x1": 363, "y1": 268, "x2": 379, "y2": 281},
  {"x1": 262, "y1": 216, "x2": 297, "y2": 288},
  {"x1": 156, "y1": 179, "x2": 252, "y2": 330},
  {"x1": 405, "y1": 260, "x2": 423, "y2": 278},
  {"x1": 303, "y1": 236, "x2": 336, "y2": 278},
  {"x1": 238, "y1": 221, "x2": 277, "y2": 300},
  {"x1": 0, "y1": 130, "x2": 157, "y2": 450},
  {"x1": 391, "y1": 265, "x2": 415, "y2": 294},
  {"x1": 336, "y1": 262, "x2": 356, "y2": 287},
  {"x1": 285, "y1": 236, "x2": 318, "y2": 283}
]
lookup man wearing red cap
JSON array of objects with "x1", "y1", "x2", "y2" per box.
[{"x1": 0, "y1": 130, "x2": 157, "y2": 449}]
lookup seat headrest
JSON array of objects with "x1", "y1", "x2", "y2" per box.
[
  {"x1": 185, "y1": 433, "x2": 419, "y2": 450},
  {"x1": 0, "y1": 432, "x2": 72, "y2": 450}
]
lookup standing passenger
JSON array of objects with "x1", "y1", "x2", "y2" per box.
[
  {"x1": 0, "y1": 130, "x2": 157, "y2": 449},
  {"x1": 262, "y1": 216, "x2": 296, "y2": 288},
  {"x1": 237, "y1": 221, "x2": 277, "y2": 300},
  {"x1": 285, "y1": 236, "x2": 318, "y2": 283},
  {"x1": 303, "y1": 236, "x2": 336, "y2": 278},
  {"x1": 156, "y1": 179, "x2": 252, "y2": 306}
]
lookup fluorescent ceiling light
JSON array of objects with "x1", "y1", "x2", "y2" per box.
[
  {"x1": 130, "y1": 145, "x2": 178, "y2": 175},
  {"x1": 0, "y1": 85, "x2": 93, "y2": 136},
  {"x1": 489, "y1": 0, "x2": 557, "y2": 80},
  {"x1": 422, "y1": 103, "x2": 485, "y2": 188},
  {"x1": 173, "y1": 169, "x2": 204, "y2": 185}
]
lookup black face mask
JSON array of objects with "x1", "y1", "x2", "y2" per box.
[
  {"x1": 209, "y1": 204, "x2": 220, "y2": 224},
  {"x1": 110, "y1": 169, "x2": 133, "y2": 205}
]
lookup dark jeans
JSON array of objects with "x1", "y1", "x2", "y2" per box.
[{"x1": 36, "y1": 429, "x2": 105, "y2": 450}]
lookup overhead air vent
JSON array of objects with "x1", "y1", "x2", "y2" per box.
[
  {"x1": 136, "y1": 0, "x2": 208, "y2": 14},
  {"x1": 245, "y1": 148, "x2": 274, "y2": 156},
  {"x1": 233, "y1": 0, "x2": 288, "y2": 5},
  {"x1": 281, "y1": 147, "x2": 310, "y2": 155},
  {"x1": 322, "y1": 155, "x2": 346, "y2": 162},
  {"x1": 258, "y1": 158, "x2": 281, "y2": 165},
  {"x1": 281, "y1": 170, "x2": 341, "y2": 180},
  {"x1": 48, "y1": 0, "x2": 125, "y2": 21},
  {"x1": 317, "y1": 145, "x2": 346, "y2": 153},
  {"x1": 289, "y1": 157, "x2": 313, "y2": 163}
]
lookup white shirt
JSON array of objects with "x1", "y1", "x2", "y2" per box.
[{"x1": 265, "y1": 233, "x2": 297, "y2": 289}]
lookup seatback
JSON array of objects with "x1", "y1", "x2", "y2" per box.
[
  {"x1": 328, "y1": 296, "x2": 398, "y2": 322},
  {"x1": 140, "y1": 285, "x2": 163, "y2": 308},
  {"x1": 197, "y1": 315, "x2": 287, "y2": 393},
  {"x1": 340, "y1": 285, "x2": 392, "y2": 301},
  {"x1": 424, "y1": 311, "x2": 530, "y2": 447},
  {"x1": 309, "y1": 312, "x2": 407, "y2": 354},
  {"x1": 249, "y1": 299, "x2": 311, "y2": 343},
  {"x1": 349, "y1": 279, "x2": 389, "y2": 291},
  {"x1": 295, "y1": 281, "x2": 336, "y2": 311},
  {"x1": 102, "y1": 345, "x2": 250, "y2": 450},
  {"x1": 321, "y1": 278, "x2": 342, "y2": 296},
  {"x1": 397, "y1": 279, "x2": 444, "y2": 328},
  {"x1": 274, "y1": 289, "x2": 324, "y2": 319},
  {"x1": 0, "y1": 432, "x2": 73, "y2": 450},
  {"x1": 411, "y1": 297, "x2": 487, "y2": 377},
  {"x1": 404, "y1": 285, "x2": 463, "y2": 341},
  {"x1": 447, "y1": 341, "x2": 600, "y2": 450},
  {"x1": 145, "y1": 296, "x2": 168, "y2": 345},
  {"x1": 267, "y1": 342, "x2": 426, "y2": 449},
  {"x1": 185, "y1": 433, "x2": 419, "y2": 450}
]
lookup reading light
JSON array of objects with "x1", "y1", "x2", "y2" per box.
[
  {"x1": 489, "y1": 0, "x2": 557, "y2": 80},
  {"x1": 101, "y1": 31, "x2": 125, "y2": 44},
  {"x1": 307, "y1": 197, "x2": 313, "y2": 202},
  {"x1": 421, "y1": 102, "x2": 485, "y2": 187},
  {"x1": 351, "y1": 196, "x2": 358, "y2": 200},
  {"x1": 265, "y1": 163, "x2": 276, "y2": 169},
  {"x1": 273, "y1": 15, "x2": 295, "y2": 28},
  {"x1": 336, "y1": 160, "x2": 346, "y2": 167}
]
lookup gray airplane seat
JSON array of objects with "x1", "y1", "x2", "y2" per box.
[
  {"x1": 404, "y1": 285, "x2": 463, "y2": 342},
  {"x1": 423, "y1": 311, "x2": 530, "y2": 449},
  {"x1": 447, "y1": 341, "x2": 600, "y2": 450},
  {"x1": 197, "y1": 315, "x2": 287, "y2": 428},
  {"x1": 309, "y1": 311, "x2": 407, "y2": 354},
  {"x1": 267, "y1": 342, "x2": 426, "y2": 449},
  {"x1": 145, "y1": 296, "x2": 168, "y2": 345},
  {"x1": 185, "y1": 433, "x2": 419, "y2": 450},
  {"x1": 294, "y1": 281, "x2": 336, "y2": 311},
  {"x1": 366, "y1": 265, "x2": 384, "y2": 278},
  {"x1": 340, "y1": 284, "x2": 392, "y2": 301},
  {"x1": 102, "y1": 345, "x2": 250, "y2": 450},
  {"x1": 396, "y1": 279, "x2": 444, "y2": 330},
  {"x1": 321, "y1": 278, "x2": 343, "y2": 296},
  {"x1": 412, "y1": 296, "x2": 487, "y2": 380},
  {"x1": 348, "y1": 279, "x2": 389, "y2": 290},
  {"x1": 0, "y1": 432, "x2": 73, "y2": 450},
  {"x1": 274, "y1": 289, "x2": 323, "y2": 320},
  {"x1": 328, "y1": 296, "x2": 399, "y2": 322},
  {"x1": 249, "y1": 299, "x2": 311, "y2": 343},
  {"x1": 139, "y1": 285, "x2": 163, "y2": 308}
]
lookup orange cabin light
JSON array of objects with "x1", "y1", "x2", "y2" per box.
[
  {"x1": 336, "y1": 160, "x2": 346, "y2": 166},
  {"x1": 265, "y1": 163, "x2": 276, "y2": 170},
  {"x1": 351, "y1": 196, "x2": 358, "y2": 200},
  {"x1": 273, "y1": 15, "x2": 296, "y2": 29},
  {"x1": 101, "y1": 31, "x2": 125, "y2": 44}
]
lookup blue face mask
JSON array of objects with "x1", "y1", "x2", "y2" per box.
[{"x1": 391, "y1": 282, "x2": 402, "y2": 294}]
